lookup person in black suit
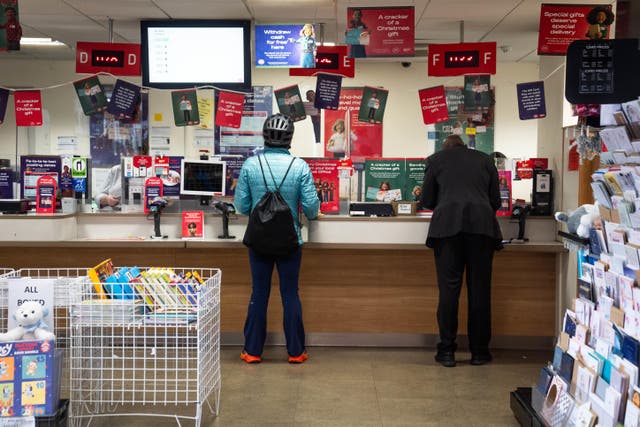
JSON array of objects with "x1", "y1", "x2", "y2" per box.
[{"x1": 420, "y1": 135, "x2": 502, "y2": 368}]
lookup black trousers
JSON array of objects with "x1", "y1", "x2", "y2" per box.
[{"x1": 432, "y1": 232, "x2": 495, "y2": 354}]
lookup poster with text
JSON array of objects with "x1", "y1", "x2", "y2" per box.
[
  {"x1": 0, "y1": 169, "x2": 12, "y2": 199},
  {"x1": 345, "y1": 7, "x2": 414, "y2": 58},
  {"x1": 538, "y1": 4, "x2": 615, "y2": 55},
  {"x1": 497, "y1": 170, "x2": 512, "y2": 217},
  {"x1": 431, "y1": 87, "x2": 495, "y2": 154},
  {"x1": 73, "y1": 75, "x2": 107, "y2": 116},
  {"x1": 182, "y1": 211, "x2": 204, "y2": 239},
  {"x1": 197, "y1": 90, "x2": 214, "y2": 129},
  {"x1": 364, "y1": 158, "x2": 405, "y2": 202},
  {"x1": 405, "y1": 159, "x2": 426, "y2": 207},
  {"x1": 90, "y1": 87, "x2": 148, "y2": 167},
  {"x1": 315, "y1": 73, "x2": 342, "y2": 110},
  {"x1": 14, "y1": 90, "x2": 42, "y2": 126},
  {"x1": 464, "y1": 75, "x2": 491, "y2": 110},
  {"x1": 275, "y1": 85, "x2": 306, "y2": 121},
  {"x1": 418, "y1": 86, "x2": 448, "y2": 125},
  {"x1": 215, "y1": 91, "x2": 245, "y2": 128},
  {"x1": 305, "y1": 158, "x2": 340, "y2": 213},
  {"x1": 159, "y1": 156, "x2": 182, "y2": 198},
  {"x1": 215, "y1": 86, "x2": 273, "y2": 157},
  {"x1": 59, "y1": 156, "x2": 74, "y2": 198},
  {"x1": 324, "y1": 87, "x2": 383, "y2": 162},
  {"x1": 0, "y1": 88, "x2": 9, "y2": 124},
  {"x1": 219, "y1": 155, "x2": 244, "y2": 196},
  {"x1": 107, "y1": 79, "x2": 141, "y2": 120},
  {"x1": 0, "y1": 0, "x2": 21, "y2": 51},
  {"x1": 20, "y1": 155, "x2": 60, "y2": 200},
  {"x1": 36, "y1": 175, "x2": 56, "y2": 214},
  {"x1": 357, "y1": 86, "x2": 388, "y2": 124},
  {"x1": 255, "y1": 24, "x2": 317, "y2": 68},
  {"x1": 517, "y1": 81, "x2": 547, "y2": 120},
  {"x1": 171, "y1": 89, "x2": 200, "y2": 127}
]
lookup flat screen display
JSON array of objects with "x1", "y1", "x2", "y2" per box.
[
  {"x1": 180, "y1": 159, "x2": 226, "y2": 197},
  {"x1": 141, "y1": 20, "x2": 251, "y2": 90}
]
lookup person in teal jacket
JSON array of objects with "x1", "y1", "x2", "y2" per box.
[{"x1": 234, "y1": 114, "x2": 320, "y2": 364}]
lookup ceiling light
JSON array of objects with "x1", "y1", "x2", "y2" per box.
[{"x1": 20, "y1": 37, "x2": 66, "y2": 47}]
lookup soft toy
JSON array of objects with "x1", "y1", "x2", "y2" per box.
[
  {"x1": 0, "y1": 301, "x2": 55, "y2": 342},
  {"x1": 555, "y1": 204, "x2": 600, "y2": 239}
]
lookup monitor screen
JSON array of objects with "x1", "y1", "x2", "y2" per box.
[
  {"x1": 141, "y1": 20, "x2": 251, "y2": 90},
  {"x1": 255, "y1": 24, "x2": 317, "y2": 68},
  {"x1": 180, "y1": 159, "x2": 226, "y2": 197}
]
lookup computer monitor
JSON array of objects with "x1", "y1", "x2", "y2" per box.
[{"x1": 180, "y1": 159, "x2": 226, "y2": 197}]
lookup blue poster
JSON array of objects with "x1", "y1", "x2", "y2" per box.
[
  {"x1": 107, "y1": 79, "x2": 141, "y2": 120},
  {"x1": 517, "y1": 81, "x2": 547, "y2": 120},
  {"x1": 0, "y1": 88, "x2": 8, "y2": 124},
  {"x1": 215, "y1": 86, "x2": 273, "y2": 157},
  {"x1": 255, "y1": 24, "x2": 317, "y2": 68},
  {"x1": 161, "y1": 156, "x2": 183, "y2": 197},
  {"x1": 315, "y1": 73, "x2": 342, "y2": 110},
  {"x1": 0, "y1": 169, "x2": 13, "y2": 198}
]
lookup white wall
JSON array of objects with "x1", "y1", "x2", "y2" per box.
[{"x1": 1, "y1": 58, "x2": 542, "y2": 199}]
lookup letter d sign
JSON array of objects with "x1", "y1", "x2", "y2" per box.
[{"x1": 79, "y1": 51, "x2": 88, "y2": 64}]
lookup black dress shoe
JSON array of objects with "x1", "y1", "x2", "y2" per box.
[
  {"x1": 434, "y1": 352, "x2": 456, "y2": 367},
  {"x1": 470, "y1": 353, "x2": 493, "y2": 365}
]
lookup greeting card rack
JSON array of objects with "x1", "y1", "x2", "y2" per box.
[{"x1": 68, "y1": 267, "x2": 221, "y2": 427}]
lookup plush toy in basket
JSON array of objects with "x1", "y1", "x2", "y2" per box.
[
  {"x1": 554, "y1": 204, "x2": 600, "y2": 239},
  {"x1": 0, "y1": 301, "x2": 56, "y2": 342}
]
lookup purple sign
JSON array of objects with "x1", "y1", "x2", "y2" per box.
[
  {"x1": 517, "y1": 81, "x2": 547, "y2": 120},
  {"x1": 20, "y1": 155, "x2": 61, "y2": 200},
  {"x1": 0, "y1": 88, "x2": 9, "y2": 124},
  {"x1": 107, "y1": 79, "x2": 141, "y2": 119},
  {"x1": 161, "y1": 156, "x2": 183, "y2": 197},
  {"x1": 315, "y1": 73, "x2": 342, "y2": 110},
  {"x1": 0, "y1": 170, "x2": 13, "y2": 199}
]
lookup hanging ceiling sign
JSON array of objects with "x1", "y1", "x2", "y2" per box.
[
  {"x1": 428, "y1": 42, "x2": 496, "y2": 76},
  {"x1": 289, "y1": 45, "x2": 355, "y2": 78},
  {"x1": 76, "y1": 42, "x2": 141, "y2": 76}
]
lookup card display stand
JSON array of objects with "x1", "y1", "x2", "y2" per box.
[{"x1": 68, "y1": 267, "x2": 221, "y2": 427}]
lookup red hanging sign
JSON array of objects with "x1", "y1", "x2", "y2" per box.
[
  {"x1": 215, "y1": 91, "x2": 246, "y2": 128},
  {"x1": 418, "y1": 86, "x2": 449, "y2": 125},
  {"x1": 36, "y1": 175, "x2": 56, "y2": 214},
  {"x1": 428, "y1": 42, "x2": 496, "y2": 77},
  {"x1": 14, "y1": 90, "x2": 43, "y2": 126},
  {"x1": 289, "y1": 46, "x2": 355, "y2": 78},
  {"x1": 76, "y1": 42, "x2": 141, "y2": 76}
]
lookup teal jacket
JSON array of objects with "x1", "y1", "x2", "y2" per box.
[{"x1": 234, "y1": 148, "x2": 320, "y2": 245}]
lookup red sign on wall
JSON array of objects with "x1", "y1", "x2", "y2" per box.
[
  {"x1": 76, "y1": 42, "x2": 141, "y2": 76},
  {"x1": 428, "y1": 42, "x2": 496, "y2": 77},
  {"x1": 289, "y1": 46, "x2": 355, "y2": 78},
  {"x1": 418, "y1": 86, "x2": 449, "y2": 125},
  {"x1": 14, "y1": 90, "x2": 43, "y2": 126},
  {"x1": 216, "y1": 91, "x2": 246, "y2": 128}
]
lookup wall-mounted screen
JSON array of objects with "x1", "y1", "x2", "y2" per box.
[
  {"x1": 180, "y1": 159, "x2": 226, "y2": 197},
  {"x1": 141, "y1": 20, "x2": 251, "y2": 90},
  {"x1": 255, "y1": 24, "x2": 317, "y2": 68}
]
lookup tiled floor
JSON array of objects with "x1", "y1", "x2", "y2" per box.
[{"x1": 74, "y1": 346, "x2": 549, "y2": 426}]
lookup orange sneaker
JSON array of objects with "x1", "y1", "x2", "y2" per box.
[
  {"x1": 288, "y1": 352, "x2": 309, "y2": 364},
  {"x1": 240, "y1": 351, "x2": 261, "y2": 363}
]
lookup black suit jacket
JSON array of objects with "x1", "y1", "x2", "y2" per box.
[{"x1": 420, "y1": 145, "x2": 502, "y2": 247}]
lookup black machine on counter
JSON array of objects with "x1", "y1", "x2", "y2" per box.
[
  {"x1": 0, "y1": 199, "x2": 31, "y2": 214},
  {"x1": 530, "y1": 169, "x2": 553, "y2": 216},
  {"x1": 349, "y1": 202, "x2": 395, "y2": 217}
]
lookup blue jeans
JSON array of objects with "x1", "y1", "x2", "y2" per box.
[{"x1": 243, "y1": 247, "x2": 305, "y2": 357}]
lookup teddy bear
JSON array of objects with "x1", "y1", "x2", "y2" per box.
[
  {"x1": 0, "y1": 300, "x2": 55, "y2": 342},
  {"x1": 555, "y1": 204, "x2": 600, "y2": 239}
]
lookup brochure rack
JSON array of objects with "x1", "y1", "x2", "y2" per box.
[
  {"x1": 69, "y1": 267, "x2": 221, "y2": 427},
  {"x1": 0, "y1": 267, "x2": 85, "y2": 398}
]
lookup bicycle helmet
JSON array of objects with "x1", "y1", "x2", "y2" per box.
[{"x1": 263, "y1": 114, "x2": 295, "y2": 147}]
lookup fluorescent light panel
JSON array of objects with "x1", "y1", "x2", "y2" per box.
[{"x1": 20, "y1": 37, "x2": 66, "y2": 46}]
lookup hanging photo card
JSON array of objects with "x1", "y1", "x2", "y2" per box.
[
  {"x1": 517, "y1": 81, "x2": 547, "y2": 120},
  {"x1": 464, "y1": 75, "x2": 491, "y2": 110},
  {"x1": 304, "y1": 158, "x2": 340, "y2": 213},
  {"x1": 0, "y1": 1, "x2": 22, "y2": 51},
  {"x1": 274, "y1": 85, "x2": 306, "y2": 121},
  {"x1": 107, "y1": 79, "x2": 141, "y2": 119},
  {"x1": 0, "y1": 88, "x2": 9, "y2": 124},
  {"x1": 35, "y1": 176, "x2": 56, "y2": 214},
  {"x1": 538, "y1": 4, "x2": 615, "y2": 55},
  {"x1": 418, "y1": 86, "x2": 449, "y2": 125},
  {"x1": 197, "y1": 90, "x2": 214, "y2": 129},
  {"x1": 143, "y1": 177, "x2": 163, "y2": 215},
  {"x1": 171, "y1": 89, "x2": 200, "y2": 127},
  {"x1": 345, "y1": 7, "x2": 415, "y2": 57},
  {"x1": 315, "y1": 73, "x2": 342, "y2": 110},
  {"x1": 215, "y1": 91, "x2": 245, "y2": 128},
  {"x1": 182, "y1": 211, "x2": 204, "y2": 239},
  {"x1": 357, "y1": 86, "x2": 388, "y2": 124},
  {"x1": 73, "y1": 75, "x2": 107, "y2": 116},
  {"x1": 14, "y1": 90, "x2": 42, "y2": 126}
]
